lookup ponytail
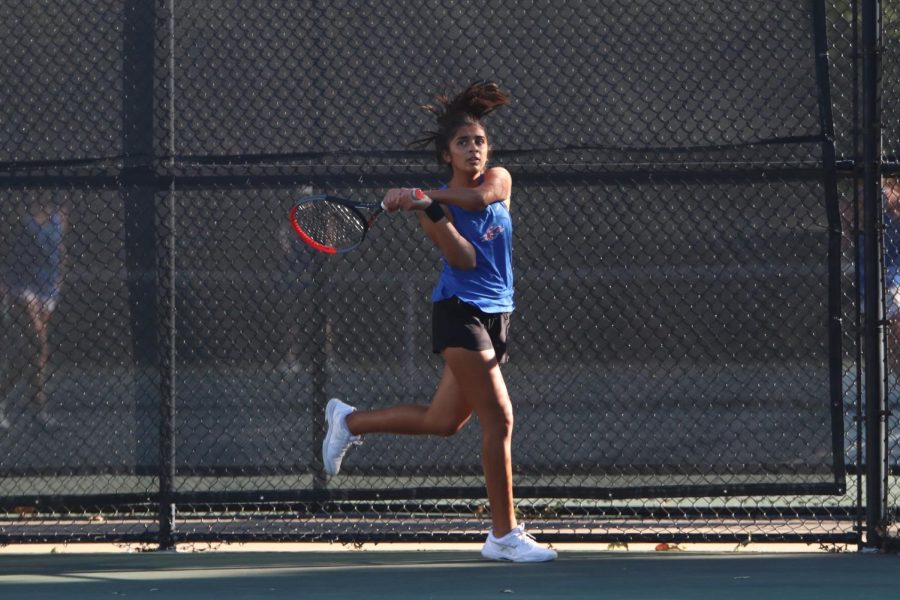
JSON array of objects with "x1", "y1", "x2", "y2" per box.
[{"x1": 414, "y1": 81, "x2": 510, "y2": 165}]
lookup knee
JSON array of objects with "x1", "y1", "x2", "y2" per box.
[
  {"x1": 482, "y1": 405, "x2": 514, "y2": 441},
  {"x1": 499, "y1": 412, "x2": 514, "y2": 439}
]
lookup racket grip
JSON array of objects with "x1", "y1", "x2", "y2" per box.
[{"x1": 410, "y1": 188, "x2": 433, "y2": 209}]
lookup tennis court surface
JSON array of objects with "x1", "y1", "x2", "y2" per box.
[{"x1": 1, "y1": 547, "x2": 898, "y2": 599}]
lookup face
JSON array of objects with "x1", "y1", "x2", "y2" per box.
[{"x1": 442, "y1": 123, "x2": 489, "y2": 175}]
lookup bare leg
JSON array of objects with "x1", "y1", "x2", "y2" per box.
[
  {"x1": 346, "y1": 364, "x2": 472, "y2": 437},
  {"x1": 441, "y1": 347, "x2": 516, "y2": 538},
  {"x1": 344, "y1": 348, "x2": 517, "y2": 537},
  {"x1": 24, "y1": 299, "x2": 51, "y2": 410}
]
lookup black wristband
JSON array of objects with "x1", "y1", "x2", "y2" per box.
[{"x1": 424, "y1": 199, "x2": 445, "y2": 223}]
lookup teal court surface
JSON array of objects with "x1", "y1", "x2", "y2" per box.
[{"x1": 0, "y1": 547, "x2": 898, "y2": 599}]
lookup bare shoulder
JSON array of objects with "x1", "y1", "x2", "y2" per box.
[
  {"x1": 483, "y1": 167, "x2": 512, "y2": 208},
  {"x1": 484, "y1": 166, "x2": 512, "y2": 183}
]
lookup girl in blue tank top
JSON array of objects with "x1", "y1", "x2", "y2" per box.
[
  {"x1": 320, "y1": 82, "x2": 556, "y2": 562},
  {"x1": 431, "y1": 180, "x2": 514, "y2": 313}
]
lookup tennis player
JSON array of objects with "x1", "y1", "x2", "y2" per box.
[{"x1": 322, "y1": 82, "x2": 556, "y2": 562}]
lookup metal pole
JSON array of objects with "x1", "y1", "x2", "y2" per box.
[
  {"x1": 157, "y1": 179, "x2": 177, "y2": 551},
  {"x1": 155, "y1": 0, "x2": 177, "y2": 551},
  {"x1": 862, "y1": 0, "x2": 887, "y2": 551},
  {"x1": 811, "y1": 0, "x2": 847, "y2": 498}
]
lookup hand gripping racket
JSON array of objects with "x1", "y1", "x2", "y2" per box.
[{"x1": 289, "y1": 190, "x2": 430, "y2": 254}]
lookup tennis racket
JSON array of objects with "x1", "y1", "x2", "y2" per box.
[{"x1": 289, "y1": 191, "x2": 430, "y2": 254}]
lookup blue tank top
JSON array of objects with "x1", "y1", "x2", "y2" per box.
[{"x1": 431, "y1": 200, "x2": 514, "y2": 313}]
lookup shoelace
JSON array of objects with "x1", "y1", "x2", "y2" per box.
[
  {"x1": 493, "y1": 527, "x2": 535, "y2": 546},
  {"x1": 512, "y1": 529, "x2": 539, "y2": 545}
]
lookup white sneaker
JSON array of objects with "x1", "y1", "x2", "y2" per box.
[
  {"x1": 481, "y1": 526, "x2": 557, "y2": 562},
  {"x1": 322, "y1": 398, "x2": 361, "y2": 475}
]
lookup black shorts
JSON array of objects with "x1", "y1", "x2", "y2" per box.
[{"x1": 432, "y1": 297, "x2": 510, "y2": 363}]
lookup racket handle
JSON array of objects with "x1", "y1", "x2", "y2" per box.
[
  {"x1": 409, "y1": 188, "x2": 433, "y2": 209},
  {"x1": 381, "y1": 189, "x2": 431, "y2": 212}
]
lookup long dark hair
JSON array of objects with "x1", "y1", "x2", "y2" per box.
[{"x1": 414, "y1": 81, "x2": 510, "y2": 165}]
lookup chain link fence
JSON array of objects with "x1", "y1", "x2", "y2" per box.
[
  {"x1": 879, "y1": 1, "x2": 900, "y2": 549},
  {"x1": 0, "y1": 0, "x2": 896, "y2": 548}
]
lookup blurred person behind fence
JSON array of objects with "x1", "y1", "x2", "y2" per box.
[{"x1": 0, "y1": 197, "x2": 68, "y2": 429}]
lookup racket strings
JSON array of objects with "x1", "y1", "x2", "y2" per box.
[{"x1": 294, "y1": 201, "x2": 366, "y2": 250}]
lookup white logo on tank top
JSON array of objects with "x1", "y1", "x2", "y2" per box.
[{"x1": 480, "y1": 224, "x2": 504, "y2": 242}]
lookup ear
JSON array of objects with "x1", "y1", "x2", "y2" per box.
[{"x1": 441, "y1": 149, "x2": 451, "y2": 164}]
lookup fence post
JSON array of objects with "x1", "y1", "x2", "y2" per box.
[
  {"x1": 121, "y1": 0, "x2": 160, "y2": 493},
  {"x1": 862, "y1": 0, "x2": 888, "y2": 551},
  {"x1": 811, "y1": 0, "x2": 847, "y2": 497},
  {"x1": 155, "y1": 0, "x2": 177, "y2": 551},
  {"x1": 156, "y1": 178, "x2": 176, "y2": 551}
]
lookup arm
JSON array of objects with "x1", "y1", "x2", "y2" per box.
[
  {"x1": 414, "y1": 205, "x2": 476, "y2": 270},
  {"x1": 383, "y1": 189, "x2": 477, "y2": 271},
  {"x1": 423, "y1": 167, "x2": 512, "y2": 211},
  {"x1": 384, "y1": 167, "x2": 512, "y2": 270},
  {"x1": 418, "y1": 167, "x2": 511, "y2": 268}
]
